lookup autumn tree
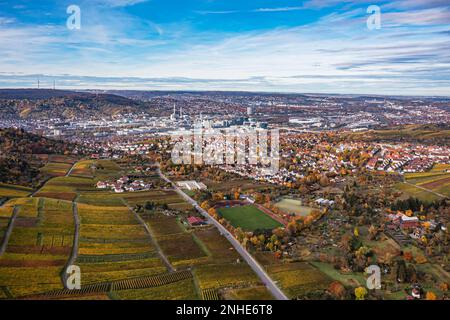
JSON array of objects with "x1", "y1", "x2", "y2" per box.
[
  {"x1": 354, "y1": 287, "x2": 368, "y2": 300},
  {"x1": 200, "y1": 201, "x2": 211, "y2": 211},
  {"x1": 425, "y1": 291, "x2": 437, "y2": 300}
]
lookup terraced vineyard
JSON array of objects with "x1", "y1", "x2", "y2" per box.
[
  {"x1": 264, "y1": 262, "x2": 333, "y2": 299},
  {"x1": 35, "y1": 176, "x2": 96, "y2": 201},
  {"x1": 0, "y1": 183, "x2": 32, "y2": 198},
  {"x1": 76, "y1": 203, "x2": 167, "y2": 285},
  {"x1": 0, "y1": 197, "x2": 74, "y2": 297},
  {"x1": 0, "y1": 159, "x2": 277, "y2": 300}
]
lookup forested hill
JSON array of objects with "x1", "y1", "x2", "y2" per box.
[
  {"x1": 0, "y1": 128, "x2": 77, "y2": 154},
  {"x1": 0, "y1": 89, "x2": 143, "y2": 120},
  {"x1": 0, "y1": 128, "x2": 81, "y2": 187}
]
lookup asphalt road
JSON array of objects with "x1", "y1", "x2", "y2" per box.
[{"x1": 157, "y1": 167, "x2": 289, "y2": 300}]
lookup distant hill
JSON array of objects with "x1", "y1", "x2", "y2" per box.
[
  {"x1": 0, "y1": 89, "x2": 90, "y2": 100},
  {"x1": 350, "y1": 124, "x2": 450, "y2": 143},
  {"x1": 0, "y1": 89, "x2": 143, "y2": 120}
]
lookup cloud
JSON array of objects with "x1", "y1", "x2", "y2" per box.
[
  {"x1": 0, "y1": 0, "x2": 449, "y2": 96},
  {"x1": 383, "y1": 7, "x2": 450, "y2": 26},
  {"x1": 0, "y1": 17, "x2": 15, "y2": 25},
  {"x1": 90, "y1": 0, "x2": 150, "y2": 8},
  {"x1": 253, "y1": 7, "x2": 304, "y2": 13},
  {"x1": 195, "y1": 10, "x2": 239, "y2": 15}
]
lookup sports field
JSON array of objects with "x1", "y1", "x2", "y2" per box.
[
  {"x1": 218, "y1": 205, "x2": 283, "y2": 231},
  {"x1": 275, "y1": 198, "x2": 313, "y2": 217}
]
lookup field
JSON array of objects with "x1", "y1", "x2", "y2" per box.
[
  {"x1": 48, "y1": 155, "x2": 78, "y2": 164},
  {"x1": 221, "y1": 286, "x2": 274, "y2": 300},
  {"x1": 0, "y1": 159, "x2": 275, "y2": 300},
  {"x1": 265, "y1": 262, "x2": 333, "y2": 299},
  {"x1": 193, "y1": 263, "x2": 262, "y2": 290},
  {"x1": 0, "y1": 183, "x2": 32, "y2": 198},
  {"x1": 0, "y1": 198, "x2": 75, "y2": 297},
  {"x1": 113, "y1": 278, "x2": 199, "y2": 300},
  {"x1": 350, "y1": 125, "x2": 450, "y2": 142},
  {"x1": 275, "y1": 198, "x2": 314, "y2": 217},
  {"x1": 77, "y1": 189, "x2": 186, "y2": 208},
  {"x1": 40, "y1": 162, "x2": 73, "y2": 177},
  {"x1": 76, "y1": 202, "x2": 168, "y2": 285},
  {"x1": 69, "y1": 160, "x2": 96, "y2": 178},
  {"x1": 310, "y1": 262, "x2": 366, "y2": 287},
  {"x1": 35, "y1": 176, "x2": 96, "y2": 201},
  {"x1": 394, "y1": 182, "x2": 441, "y2": 202},
  {"x1": 218, "y1": 205, "x2": 283, "y2": 231},
  {"x1": 403, "y1": 164, "x2": 450, "y2": 198},
  {"x1": 203, "y1": 178, "x2": 273, "y2": 192}
]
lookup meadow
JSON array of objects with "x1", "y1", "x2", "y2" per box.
[{"x1": 218, "y1": 205, "x2": 283, "y2": 232}]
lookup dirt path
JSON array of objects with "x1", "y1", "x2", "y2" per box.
[
  {"x1": 61, "y1": 200, "x2": 80, "y2": 289},
  {"x1": 0, "y1": 206, "x2": 20, "y2": 257},
  {"x1": 121, "y1": 198, "x2": 175, "y2": 273},
  {"x1": 403, "y1": 181, "x2": 447, "y2": 199}
]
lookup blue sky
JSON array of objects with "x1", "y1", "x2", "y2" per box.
[{"x1": 0, "y1": 0, "x2": 449, "y2": 95}]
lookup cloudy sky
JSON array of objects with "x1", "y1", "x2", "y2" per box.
[{"x1": 0, "y1": 0, "x2": 449, "y2": 95}]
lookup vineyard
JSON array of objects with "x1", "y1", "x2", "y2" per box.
[
  {"x1": 0, "y1": 198, "x2": 74, "y2": 297},
  {"x1": 33, "y1": 270, "x2": 193, "y2": 299},
  {"x1": 0, "y1": 159, "x2": 276, "y2": 300}
]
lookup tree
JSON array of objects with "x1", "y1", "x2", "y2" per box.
[
  {"x1": 254, "y1": 193, "x2": 264, "y2": 204},
  {"x1": 354, "y1": 287, "x2": 367, "y2": 300},
  {"x1": 395, "y1": 259, "x2": 408, "y2": 283},
  {"x1": 328, "y1": 281, "x2": 346, "y2": 299},
  {"x1": 200, "y1": 201, "x2": 211, "y2": 211},
  {"x1": 368, "y1": 225, "x2": 378, "y2": 240},
  {"x1": 212, "y1": 192, "x2": 224, "y2": 201},
  {"x1": 286, "y1": 220, "x2": 298, "y2": 236},
  {"x1": 208, "y1": 207, "x2": 218, "y2": 219},
  {"x1": 319, "y1": 175, "x2": 330, "y2": 187},
  {"x1": 425, "y1": 291, "x2": 437, "y2": 300}
]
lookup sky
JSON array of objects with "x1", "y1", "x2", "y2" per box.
[{"x1": 0, "y1": 0, "x2": 449, "y2": 96}]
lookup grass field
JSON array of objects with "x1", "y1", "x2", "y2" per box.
[
  {"x1": 310, "y1": 262, "x2": 366, "y2": 287},
  {"x1": 218, "y1": 205, "x2": 283, "y2": 231},
  {"x1": 275, "y1": 198, "x2": 313, "y2": 217}
]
